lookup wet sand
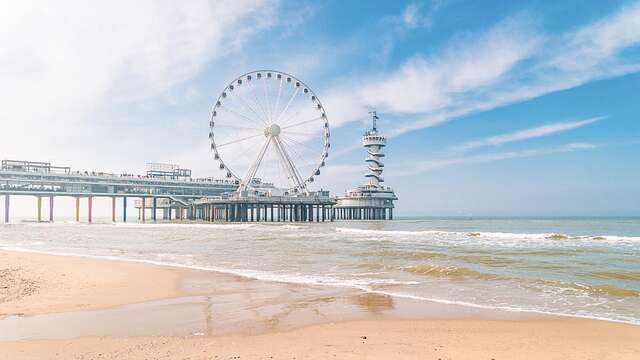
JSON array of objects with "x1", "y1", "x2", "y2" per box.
[
  {"x1": 1, "y1": 249, "x2": 639, "y2": 359},
  {"x1": 0, "y1": 250, "x2": 182, "y2": 318}
]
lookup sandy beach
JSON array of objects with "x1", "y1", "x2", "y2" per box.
[{"x1": 1, "y1": 249, "x2": 639, "y2": 359}]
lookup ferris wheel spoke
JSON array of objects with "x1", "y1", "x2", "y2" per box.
[
  {"x1": 228, "y1": 89, "x2": 268, "y2": 126},
  {"x1": 275, "y1": 86, "x2": 300, "y2": 124},
  {"x1": 215, "y1": 133, "x2": 264, "y2": 148},
  {"x1": 281, "y1": 130, "x2": 315, "y2": 136},
  {"x1": 219, "y1": 104, "x2": 265, "y2": 127},
  {"x1": 280, "y1": 133, "x2": 322, "y2": 156},
  {"x1": 231, "y1": 138, "x2": 265, "y2": 174},
  {"x1": 273, "y1": 78, "x2": 284, "y2": 125},
  {"x1": 215, "y1": 124, "x2": 262, "y2": 131},
  {"x1": 280, "y1": 116, "x2": 323, "y2": 130},
  {"x1": 247, "y1": 80, "x2": 271, "y2": 124},
  {"x1": 279, "y1": 103, "x2": 309, "y2": 128},
  {"x1": 263, "y1": 78, "x2": 273, "y2": 123}
]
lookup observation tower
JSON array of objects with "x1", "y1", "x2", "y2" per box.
[{"x1": 334, "y1": 111, "x2": 398, "y2": 220}]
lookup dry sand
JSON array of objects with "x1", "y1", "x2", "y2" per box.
[{"x1": 1, "y1": 250, "x2": 639, "y2": 359}]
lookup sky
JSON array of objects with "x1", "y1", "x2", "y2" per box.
[{"x1": 1, "y1": 0, "x2": 639, "y2": 217}]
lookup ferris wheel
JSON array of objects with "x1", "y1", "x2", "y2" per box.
[{"x1": 209, "y1": 70, "x2": 330, "y2": 194}]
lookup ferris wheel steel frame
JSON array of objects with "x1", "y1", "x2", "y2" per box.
[{"x1": 209, "y1": 70, "x2": 330, "y2": 195}]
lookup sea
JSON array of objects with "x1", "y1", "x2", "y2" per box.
[{"x1": 1, "y1": 217, "x2": 639, "y2": 325}]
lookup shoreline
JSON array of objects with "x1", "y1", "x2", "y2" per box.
[
  {"x1": 2, "y1": 249, "x2": 640, "y2": 358},
  {"x1": 2, "y1": 245, "x2": 638, "y2": 327}
]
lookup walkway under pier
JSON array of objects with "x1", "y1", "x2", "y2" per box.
[{"x1": 192, "y1": 197, "x2": 336, "y2": 223}]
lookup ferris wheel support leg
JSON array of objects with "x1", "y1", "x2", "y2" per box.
[
  {"x1": 240, "y1": 138, "x2": 271, "y2": 192},
  {"x1": 273, "y1": 136, "x2": 307, "y2": 193}
]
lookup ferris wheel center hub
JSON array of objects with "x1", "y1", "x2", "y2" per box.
[{"x1": 264, "y1": 124, "x2": 281, "y2": 137}]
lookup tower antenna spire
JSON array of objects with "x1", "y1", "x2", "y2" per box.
[{"x1": 368, "y1": 110, "x2": 378, "y2": 131}]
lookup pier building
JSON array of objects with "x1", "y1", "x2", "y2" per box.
[{"x1": 334, "y1": 112, "x2": 398, "y2": 220}]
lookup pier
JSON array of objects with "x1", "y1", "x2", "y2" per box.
[{"x1": 0, "y1": 160, "x2": 236, "y2": 223}]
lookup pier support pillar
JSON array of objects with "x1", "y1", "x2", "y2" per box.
[
  {"x1": 141, "y1": 197, "x2": 146, "y2": 223},
  {"x1": 88, "y1": 196, "x2": 93, "y2": 223},
  {"x1": 152, "y1": 197, "x2": 157, "y2": 222},
  {"x1": 37, "y1": 196, "x2": 42, "y2": 222},
  {"x1": 4, "y1": 195, "x2": 9, "y2": 224},
  {"x1": 111, "y1": 197, "x2": 116, "y2": 222},
  {"x1": 49, "y1": 196, "x2": 54, "y2": 222},
  {"x1": 75, "y1": 197, "x2": 80, "y2": 222},
  {"x1": 390, "y1": 208, "x2": 393, "y2": 220},
  {"x1": 123, "y1": 197, "x2": 127, "y2": 223}
]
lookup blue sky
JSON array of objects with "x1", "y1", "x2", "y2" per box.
[{"x1": 1, "y1": 0, "x2": 639, "y2": 216}]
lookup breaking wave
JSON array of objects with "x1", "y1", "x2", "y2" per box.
[
  {"x1": 335, "y1": 227, "x2": 640, "y2": 242},
  {"x1": 401, "y1": 264, "x2": 504, "y2": 281}
]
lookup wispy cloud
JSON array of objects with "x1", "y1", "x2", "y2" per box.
[
  {"x1": 450, "y1": 116, "x2": 605, "y2": 152},
  {"x1": 402, "y1": 3, "x2": 421, "y2": 28},
  {"x1": 323, "y1": 2, "x2": 640, "y2": 143},
  {"x1": 393, "y1": 142, "x2": 599, "y2": 176},
  {"x1": 398, "y1": 1, "x2": 443, "y2": 29}
]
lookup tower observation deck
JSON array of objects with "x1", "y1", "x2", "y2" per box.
[{"x1": 334, "y1": 111, "x2": 398, "y2": 220}]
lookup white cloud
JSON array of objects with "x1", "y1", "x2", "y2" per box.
[
  {"x1": 323, "y1": 2, "x2": 640, "y2": 143},
  {"x1": 450, "y1": 116, "x2": 604, "y2": 152},
  {"x1": 399, "y1": 1, "x2": 442, "y2": 29},
  {"x1": 402, "y1": 3, "x2": 421, "y2": 28},
  {"x1": 393, "y1": 142, "x2": 599, "y2": 176},
  {"x1": 548, "y1": 1, "x2": 640, "y2": 72},
  {"x1": 0, "y1": 0, "x2": 277, "y2": 169}
]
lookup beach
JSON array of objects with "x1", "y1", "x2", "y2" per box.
[{"x1": 1, "y1": 249, "x2": 639, "y2": 359}]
